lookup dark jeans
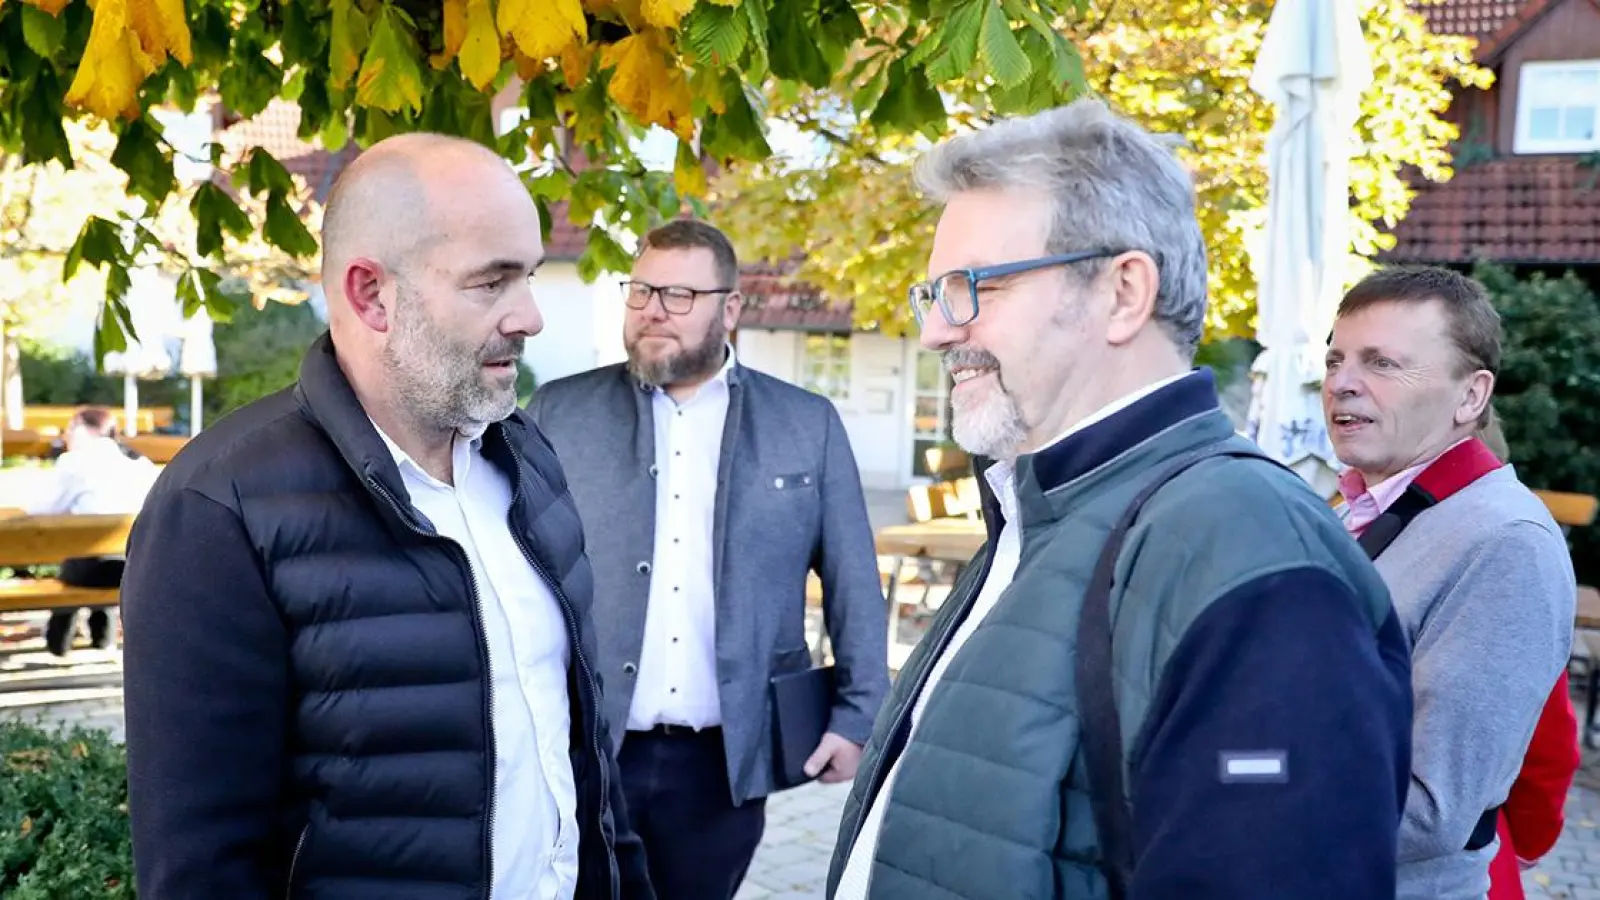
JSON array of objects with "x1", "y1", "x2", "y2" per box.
[
  {"x1": 48, "y1": 557, "x2": 122, "y2": 655},
  {"x1": 618, "y1": 726, "x2": 767, "y2": 900}
]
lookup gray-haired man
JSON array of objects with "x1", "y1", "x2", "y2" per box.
[{"x1": 827, "y1": 99, "x2": 1412, "y2": 899}]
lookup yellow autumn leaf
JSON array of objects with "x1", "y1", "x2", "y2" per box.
[
  {"x1": 600, "y1": 30, "x2": 694, "y2": 141},
  {"x1": 431, "y1": 0, "x2": 467, "y2": 69},
  {"x1": 126, "y1": 0, "x2": 192, "y2": 66},
  {"x1": 640, "y1": 0, "x2": 694, "y2": 29},
  {"x1": 707, "y1": 0, "x2": 738, "y2": 5},
  {"x1": 559, "y1": 40, "x2": 595, "y2": 90},
  {"x1": 498, "y1": 0, "x2": 586, "y2": 61},
  {"x1": 674, "y1": 140, "x2": 707, "y2": 197},
  {"x1": 64, "y1": 0, "x2": 157, "y2": 120},
  {"x1": 458, "y1": 0, "x2": 502, "y2": 89},
  {"x1": 21, "y1": 0, "x2": 72, "y2": 16}
]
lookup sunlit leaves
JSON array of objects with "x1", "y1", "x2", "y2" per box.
[
  {"x1": 63, "y1": 0, "x2": 156, "y2": 120},
  {"x1": 6, "y1": 0, "x2": 1131, "y2": 359},
  {"x1": 601, "y1": 29, "x2": 695, "y2": 140},
  {"x1": 456, "y1": 0, "x2": 501, "y2": 90},
  {"x1": 358, "y1": 5, "x2": 426, "y2": 114},
  {"x1": 498, "y1": 0, "x2": 585, "y2": 62}
]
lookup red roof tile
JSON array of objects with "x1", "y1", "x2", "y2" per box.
[
  {"x1": 735, "y1": 260, "x2": 853, "y2": 333},
  {"x1": 1414, "y1": 0, "x2": 1526, "y2": 38},
  {"x1": 1382, "y1": 158, "x2": 1600, "y2": 264}
]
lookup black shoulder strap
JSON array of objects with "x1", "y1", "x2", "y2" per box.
[
  {"x1": 1355, "y1": 482, "x2": 1437, "y2": 560},
  {"x1": 1075, "y1": 442, "x2": 1291, "y2": 899}
]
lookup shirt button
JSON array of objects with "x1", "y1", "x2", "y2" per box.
[
  {"x1": 648, "y1": 464, "x2": 659, "y2": 478},
  {"x1": 623, "y1": 662, "x2": 638, "y2": 675},
  {"x1": 774, "y1": 477, "x2": 785, "y2": 488},
  {"x1": 636, "y1": 561, "x2": 651, "y2": 575}
]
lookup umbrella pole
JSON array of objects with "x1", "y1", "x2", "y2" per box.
[{"x1": 190, "y1": 375, "x2": 203, "y2": 436}]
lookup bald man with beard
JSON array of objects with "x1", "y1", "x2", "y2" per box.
[{"x1": 119, "y1": 133, "x2": 653, "y2": 900}]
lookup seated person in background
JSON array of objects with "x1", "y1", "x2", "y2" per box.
[{"x1": 24, "y1": 407, "x2": 159, "y2": 655}]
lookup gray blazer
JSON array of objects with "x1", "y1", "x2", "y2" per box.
[{"x1": 528, "y1": 361, "x2": 889, "y2": 804}]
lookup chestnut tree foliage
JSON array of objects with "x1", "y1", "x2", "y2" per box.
[{"x1": 0, "y1": 0, "x2": 1092, "y2": 356}]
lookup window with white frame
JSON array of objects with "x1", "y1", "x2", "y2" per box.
[
  {"x1": 798, "y1": 334, "x2": 850, "y2": 401},
  {"x1": 1515, "y1": 60, "x2": 1600, "y2": 154}
]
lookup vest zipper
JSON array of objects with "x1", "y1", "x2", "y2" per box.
[
  {"x1": 367, "y1": 477, "x2": 497, "y2": 900},
  {"x1": 284, "y1": 823, "x2": 309, "y2": 900},
  {"x1": 496, "y1": 428, "x2": 618, "y2": 891},
  {"x1": 841, "y1": 546, "x2": 995, "y2": 858}
]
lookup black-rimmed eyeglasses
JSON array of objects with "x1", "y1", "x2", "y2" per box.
[
  {"x1": 907, "y1": 249, "x2": 1125, "y2": 327},
  {"x1": 623, "y1": 280, "x2": 734, "y2": 316}
]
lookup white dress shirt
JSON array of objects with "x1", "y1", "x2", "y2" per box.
[
  {"x1": 374, "y1": 424, "x2": 579, "y2": 900},
  {"x1": 626, "y1": 346, "x2": 737, "y2": 732},
  {"x1": 835, "y1": 371, "x2": 1189, "y2": 898}
]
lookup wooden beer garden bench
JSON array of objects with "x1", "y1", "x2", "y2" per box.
[{"x1": 0, "y1": 513, "x2": 133, "y2": 613}]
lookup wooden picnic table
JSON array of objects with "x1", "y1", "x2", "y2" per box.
[{"x1": 875, "y1": 519, "x2": 985, "y2": 562}]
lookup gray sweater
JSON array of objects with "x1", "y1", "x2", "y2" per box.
[{"x1": 1376, "y1": 466, "x2": 1576, "y2": 900}]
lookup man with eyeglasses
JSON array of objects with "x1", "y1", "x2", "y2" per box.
[
  {"x1": 827, "y1": 99, "x2": 1412, "y2": 899},
  {"x1": 530, "y1": 219, "x2": 888, "y2": 900}
]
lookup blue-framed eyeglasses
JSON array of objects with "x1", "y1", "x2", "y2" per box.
[{"x1": 907, "y1": 249, "x2": 1126, "y2": 327}]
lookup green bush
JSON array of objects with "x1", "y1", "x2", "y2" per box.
[
  {"x1": 1474, "y1": 262, "x2": 1600, "y2": 585},
  {"x1": 0, "y1": 721, "x2": 132, "y2": 898}
]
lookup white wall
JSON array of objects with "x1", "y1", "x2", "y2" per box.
[
  {"x1": 735, "y1": 327, "x2": 914, "y2": 491},
  {"x1": 524, "y1": 262, "x2": 627, "y2": 385}
]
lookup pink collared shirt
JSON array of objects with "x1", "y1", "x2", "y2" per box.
[{"x1": 1336, "y1": 438, "x2": 1471, "y2": 537}]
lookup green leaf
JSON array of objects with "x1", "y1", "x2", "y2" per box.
[
  {"x1": 280, "y1": 0, "x2": 326, "y2": 68},
  {"x1": 190, "y1": 5, "x2": 234, "y2": 71},
  {"x1": 767, "y1": 0, "x2": 831, "y2": 89},
  {"x1": 924, "y1": 0, "x2": 984, "y2": 83},
  {"x1": 64, "y1": 217, "x2": 124, "y2": 282},
  {"x1": 17, "y1": 69, "x2": 72, "y2": 168},
  {"x1": 110, "y1": 118, "x2": 176, "y2": 207},
  {"x1": 263, "y1": 194, "x2": 319, "y2": 258},
  {"x1": 190, "y1": 182, "x2": 253, "y2": 258},
  {"x1": 869, "y1": 58, "x2": 946, "y2": 135},
  {"x1": 21, "y1": 4, "x2": 66, "y2": 59},
  {"x1": 817, "y1": 0, "x2": 866, "y2": 69},
  {"x1": 979, "y1": 0, "x2": 1031, "y2": 88},
  {"x1": 330, "y1": 0, "x2": 373, "y2": 90},
  {"x1": 684, "y1": 3, "x2": 748, "y2": 67},
  {"x1": 236, "y1": 147, "x2": 296, "y2": 198},
  {"x1": 742, "y1": 0, "x2": 771, "y2": 78},
  {"x1": 296, "y1": 70, "x2": 333, "y2": 140},
  {"x1": 702, "y1": 77, "x2": 772, "y2": 161},
  {"x1": 175, "y1": 267, "x2": 230, "y2": 321},
  {"x1": 95, "y1": 290, "x2": 132, "y2": 365},
  {"x1": 218, "y1": 41, "x2": 287, "y2": 119},
  {"x1": 577, "y1": 228, "x2": 633, "y2": 282},
  {"x1": 852, "y1": 57, "x2": 891, "y2": 116},
  {"x1": 1049, "y1": 31, "x2": 1087, "y2": 96},
  {"x1": 357, "y1": 4, "x2": 426, "y2": 115}
]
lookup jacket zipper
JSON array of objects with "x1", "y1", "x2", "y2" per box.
[
  {"x1": 367, "y1": 477, "x2": 498, "y2": 900},
  {"x1": 496, "y1": 428, "x2": 618, "y2": 891},
  {"x1": 284, "y1": 823, "x2": 309, "y2": 900},
  {"x1": 842, "y1": 544, "x2": 995, "y2": 856}
]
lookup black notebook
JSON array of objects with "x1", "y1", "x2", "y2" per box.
[{"x1": 769, "y1": 665, "x2": 834, "y2": 791}]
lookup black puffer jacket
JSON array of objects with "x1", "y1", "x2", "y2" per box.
[{"x1": 121, "y1": 333, "x2": 652, "y2": 900}]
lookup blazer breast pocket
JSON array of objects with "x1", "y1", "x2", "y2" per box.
[{"x1": 767, "y1": 472, "x2": 817, "y2": 493}]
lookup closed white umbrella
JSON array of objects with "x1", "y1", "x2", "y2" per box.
[{"x1": 1245, "y1": 0, "x2": 1372, "y2": 499}]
